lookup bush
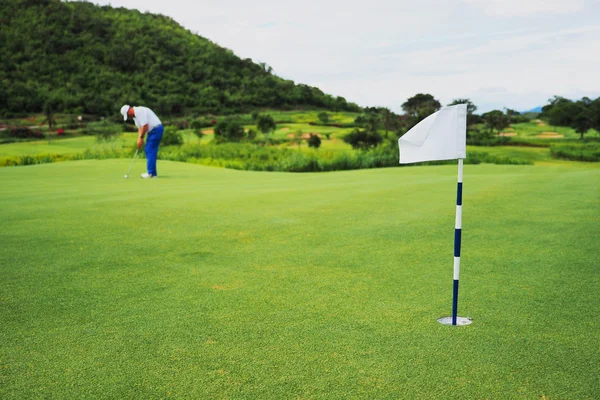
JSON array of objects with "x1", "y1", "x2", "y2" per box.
[
  {"x1": 466, "y1": 128, "x2": 511, "y2": 146},
  {"x1": 307, "y1": 134, "x2": 321, "y2": 149},
  {"x1": 155, "y1": 140, "x2": 532, "y2": 174},
  {"x1": 317, "y1": 112, "x2": 329, "y2": 123},
  {"x1": 82, "y1": 120, "x2": 123, "y2": 142},
  {"x1": 550, "y1": 142, "x2": 600, "y2": 161},
  {"x1": 162, "y1": 126, "x2": 184, "y2": 146},
  {"x1": 467, "y1": 136, "x2": 512, "y2": 146},
  {"x1": 7, "y1": 127, "x2": 44, "y2": 139},
  {"x1": 256, "y1": 114, "x2": 276, "y2": 135},
  {"x1": 123, "y1": 123, "x2": 137, "y2": 132},
  {"x1": 214, "y1": 118, "x2": 246, "y2": 143},
  {"x1": 193, "y1": 129, "x2": 204, "y2": 142},
  {"x1": 190, "y1": 118, "x2": 213, "y2": 130},
  {"x1": 343, "y1": 128, "x2": 383, "y2": 149}
]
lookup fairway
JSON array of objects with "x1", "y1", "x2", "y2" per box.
[{"x1": 1, "y1": 161, "x2": 599, "y2": 399}]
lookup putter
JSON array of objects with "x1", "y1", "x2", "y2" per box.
[{"x1": 124, "y1": 148, "x2": 139, "y2": 179}]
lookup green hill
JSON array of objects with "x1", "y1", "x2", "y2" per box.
[{"x1": 0, "y1": 0, "x2": 360, "y2": 117}]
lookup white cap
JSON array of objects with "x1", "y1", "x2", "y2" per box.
[{"x1": 120, "y1": 105, "x2": 130, "y2": 121}]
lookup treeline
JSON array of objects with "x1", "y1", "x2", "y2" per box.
[
  {"x1": 540, "y1": 96, "x2": 600, "y2": 139},
  {"x1": 392, "y1": 93, "x2": 600, "y2": 142},
  {"x1": 0, "y1": 0, "x2": 360, "y2": 117},
  {"x1": 340, "y1": 95, "x2": 479, "y2": 150}
]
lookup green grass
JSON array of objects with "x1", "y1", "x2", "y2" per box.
[
  {"x1": 1, "y1": 161, "x2": 599, "y2": 398},
  {"x1": 256, "y1": 110, "x2": 359, "y2": 124},
  {"x1": 467, "y1": 145, "x2": 552, "y2": 163},
  {"x1": 508, "y1": 121, "x2": 599, "y2": 140}
]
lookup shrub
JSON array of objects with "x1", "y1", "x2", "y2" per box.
[
  {"x1": 192, "y1": 129, "x2": 204, "y2": 142},
  {"x1": 343, "y1": 128, "x2": 383, "y2": 149},
  {"x1": 83, "y1": 120, "x2": 123, "y2": 142},
  {"x1": 7, "y1": 127, "x2": 44, "y2": 139},
  {"x1": 190, "y1": 119, "x2": 212, "y2": 130},
  {"x1": 467, "y1": 136, "x2": 512, "y2": 146},
  {"x1": 549, "y1": 142, "x2": 600, "y2": 161},
  {"x1": 162, "y1": 126, "x2": 184, "y2": 146},
  {"x1": 317, "y1": 112, "x2": 329, "y2": 123},
  {"x1": 466, "y1": 128, "x2": 511, "y2": 146},
  {"x1": 123, "y1": 123, "x2": 137, "y2": 132},
  {"x1": 307, "y1": 134, "x2": 321, "y2": 149},
  {"x1": 214, "y1": 118, "x2": 246, "y2": 143},
  {"x1": 256, "y1": 114, "x2": 276, "y2": 135}
]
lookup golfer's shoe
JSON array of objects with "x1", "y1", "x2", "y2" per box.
[{"x1": 140, "y1": 173, "x2": 156, "y2": 179}]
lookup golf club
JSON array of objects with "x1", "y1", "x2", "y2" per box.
[{"x1": 124, "y1": 148, "x2": 139, "y2": 178}]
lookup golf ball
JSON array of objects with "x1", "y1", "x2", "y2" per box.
[{"x1": 124, "y1": 175, "x2": 128, "y2": 179}]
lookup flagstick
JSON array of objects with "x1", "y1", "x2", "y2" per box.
[
  {"x1": 452, "y1": 158, "x2": 463, "y2": 325},
  {"x1": 438, "y1": 158, "x2": 472, "y2": 326}
]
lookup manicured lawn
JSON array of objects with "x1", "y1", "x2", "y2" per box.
[
  {"x1": 467, "y1": 145, "x2": 552, "y2": 163},
  {"x1": 1, "y1": 160, "x2": 598, "y2": 398},
  {"x1": 509, "y1": 121, "x2": 599, "y2": 140},
  {"x1": 262, "y1": 110, "x2": 359, "y2": 124},
  {"x1": 0, "y1": 136, "x2": 99, "y2": 157},
  {"x1": 0, "y1": 133, "x2": 140, "y2": 158}
]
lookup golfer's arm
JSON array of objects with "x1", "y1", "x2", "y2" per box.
[{"x1": 138, "y1": 124, "x2": 149, "y2": 139}]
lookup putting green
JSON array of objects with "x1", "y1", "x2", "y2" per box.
[{"x1": 1, "y1": 160, "x2": 598, "y2": 399}]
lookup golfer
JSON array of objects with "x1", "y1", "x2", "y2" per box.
[{"x1": 120, "y1": 105, "x2": 164, "y2": 178}]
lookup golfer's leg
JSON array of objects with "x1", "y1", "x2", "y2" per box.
[
  {"x1": 145, "y1": 139, "x2": 151, "y2": 175},
  {"x1": 147, "y1": 138, "x2": 158, "y2": 176},
  {"x1": 147, "y1": 127, "x2": 163, "y2": 176}
]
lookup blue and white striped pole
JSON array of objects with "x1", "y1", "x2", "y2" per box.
[
  {"x1": 452, "y1": 158, "x2": 463, "y2": 325},
  {"x1": 438, "y1": 159, "x2": 472, "y2": 326}
]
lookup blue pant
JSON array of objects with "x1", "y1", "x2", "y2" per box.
[{"x1": 145, "y1": 125, "x2": 163, "y2": 176}]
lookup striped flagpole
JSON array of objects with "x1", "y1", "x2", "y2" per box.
[
  {"x1": 438, "y1": 158, "x2": 472, "y2": 326},
  {"x1": 452, "y1": 158, "x2": 464, "y2": 325}
]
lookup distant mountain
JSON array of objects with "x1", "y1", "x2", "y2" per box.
[
  {"x1": 521, "y1": 106, "x2": 543, "y2": 114},
  {"x1": 0, "y1": 0, "x2": 360, "y2": 117}
]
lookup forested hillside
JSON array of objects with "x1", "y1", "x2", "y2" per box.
[{"x1": 0, "y1": 0, "x2": 359, "y2": 117}]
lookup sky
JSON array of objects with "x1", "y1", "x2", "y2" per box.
[{"x1": 93, "y1": 0, "x2": 600, "y2": 113}]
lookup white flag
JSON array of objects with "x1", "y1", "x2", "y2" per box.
[{"x1": 399, "y1": 104, "x2": 467, "y2": 164}]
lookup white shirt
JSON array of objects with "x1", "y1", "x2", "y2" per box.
[{"x1": 133, "y1": 106, "x2": 162, "y2": 132}]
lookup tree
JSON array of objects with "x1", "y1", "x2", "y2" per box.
[
  {"x1": 343, "y1": 128, "x2": 383, "y2": 150},
  {"x1": 449, "y1": 98, "x2": 477, "y2": 115},
  {"x1": 448, "y1": 99, "x2": 477, "y2": 130},
  {"x1": 214, "y1": 118, "x2": 245, "y2": 142},
  {"x1": 382, "y1": 107, "x2": 398, "y2": 138},
  {"x1": 246, "y1": 128, "x2": 257, "y2": 140},
  {"x1": 590, "y1": 97, "x2": 600, "y2": 135},
  {"x1": 0, "y1": 0, "x2": 363, "y2": 116},
  {"x1": 542, "y1": 96, "x2": 577, "y2": 127},
  {"x1": 571, "y1": 102, "x2": 592, "y2": 140},
  {"x1": 402, "y1": 94, "x2": 441, "y2": 128},
  {"x1": 86, "y1": 120, "x2": 123, "y2": 143},
  {"x1": 193, "y1": 129, "x2": 204, "y2": 143},
  {"x1": 256, "y1": 114, "x2": 276, "y2": 142},
  {"x1": 42, "y1": 100, "x2": 57, "y2": 131},
  {"x1": 307, "y1": 134, "x2": 321, "y2": 149},
  {"x1": 355, "y1": 110, "x2": 380, "y2": 133},
  {"x1": 482, "y1": 110, "x2": 510, "y2": 135},
  {"x1": 293, "y1": 130, "x2": 303, "y2": 149},
  {"x1": 540, "y1": 96, "x2": 600, "y2": 138},
  {"x1": 317, "y1": 112, "x2": 329, "y2": 124}
]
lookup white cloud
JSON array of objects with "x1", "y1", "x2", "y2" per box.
[
  {"x1": 462, "y1": 0, "x2": 585, "y2": 17},
  {"x1": 92, "y1": 0, "x2": 600, "y2": 112}
]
